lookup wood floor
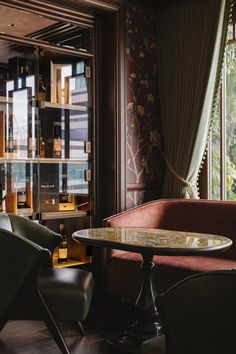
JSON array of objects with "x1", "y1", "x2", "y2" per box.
[{"x1": 0, "y1": 296, "x2": 133, "y2": 354}]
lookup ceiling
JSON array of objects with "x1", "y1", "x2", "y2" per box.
[
  {"x1": 0, "y1": 4, "x2": 90, "y2": 63},
  {"x1": 0, "y1": 4, "x2": 57, "y2": 37}
]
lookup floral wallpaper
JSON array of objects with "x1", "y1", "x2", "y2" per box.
[{"x1": 126, "y1": 3, "x2": 164, "y2": 208}]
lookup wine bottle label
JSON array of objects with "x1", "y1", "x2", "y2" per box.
[
  {"x1": 58, "y1": 247, "x2": 68, "y2": 263},
  {"x1": 18, "y1": 193, "x2": 26, "y2": 203},
  {"x1": 17, "y1": 192, "x2": 27, "y2": 208},
  {"x1": 58, "y1": 248, "x2": 67, "y2": 258}
]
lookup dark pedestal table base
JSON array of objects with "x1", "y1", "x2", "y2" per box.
[{"x1": 107, "y1": 253, "x2": 162, "y2": 353}]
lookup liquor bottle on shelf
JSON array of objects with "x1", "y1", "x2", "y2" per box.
[
  {"x1": 28, "y1": 137, "x2": 36, "y2": 158},
  {"x1": 53, "y1": 122, "x2": 62, "y2": 158},
  {"x1": 38, "y1": 75, "x2": 46, "y2": 101},
  {"x1": 39, "y1": 137, "x2": 45, "y2": 158},
  {"x1": 58, "y1": 223, "x2": 68, "y2": 263},
  {"x1": 17, "y1": 191, "x2": 27, "y2": 209}
]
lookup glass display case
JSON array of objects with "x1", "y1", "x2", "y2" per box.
[{"x1": 0, "y1": 35, "x2": 93, "y2": 267}]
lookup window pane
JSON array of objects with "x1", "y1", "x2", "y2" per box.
[
  {"x1": 226, "y1": 42, "x2": 236, "y2": 201},
  {"x1": 211, "y1": 101, "x2": 221, "y2": 200}
]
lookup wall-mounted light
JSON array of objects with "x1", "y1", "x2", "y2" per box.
[{"x1": 7, "y1": 23, "x2": 16, "y2": 27}]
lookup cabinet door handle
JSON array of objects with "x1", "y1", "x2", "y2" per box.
[{"x1": 85, "y1": 169, "x2": 92, "y2": 182}]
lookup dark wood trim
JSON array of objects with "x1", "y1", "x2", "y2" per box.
[
  {"x1": 0, "y1": 33, "x2": 94, "y2": 58},
  {"x1": 127, "y1": 183, "x2": 162, "y2": 191},
  {"x1": 54, "y1": 0, "x2": 121, "y2": 12},
  {"x1": 94, "y1": 4, "x2": 126, "y2": 225},
  {"x1": 95, "y1": 12, "x2": 117, "y2": 223},
  {"x1": 116, "y1": 4, "x2": 127, "y2": 212}
]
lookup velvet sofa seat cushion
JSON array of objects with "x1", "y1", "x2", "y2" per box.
[{"x1": 107, "y1": 250, "x2": 236, "y2": 298}]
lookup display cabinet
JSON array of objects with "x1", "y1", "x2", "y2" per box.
[{"x1": 0, "y1": 36, "x2": 93, "y2": 268}]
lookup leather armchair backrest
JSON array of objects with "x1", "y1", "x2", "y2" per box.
[
  {"x1": 159, "y1": 270, "x2": 236, "y2": 354},
  {"x1": 8, "y1": 214, "x2": 62, "y2": 252},
  {"x1": 0, "y1": 227, "x2": 51, "y2": 322}
]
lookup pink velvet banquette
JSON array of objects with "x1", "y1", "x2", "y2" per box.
[{"x1": 104, "y1": 199, "x2": 236, "y2": 300}]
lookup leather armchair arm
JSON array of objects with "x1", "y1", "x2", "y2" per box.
[{"x1": 8, "y1": 214, "x2": 62, "y2": 252}]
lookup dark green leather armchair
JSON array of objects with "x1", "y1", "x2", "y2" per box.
[
  {"x1": 0, "y1": 213, "x2": 94, "y2": 354},
  {"x1": 140, "y1": 270, "x2": 236, "y2": 354}
]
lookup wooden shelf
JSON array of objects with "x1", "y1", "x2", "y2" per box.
[
  {"x1": 0, "y1": 96, "x2": 13, "y2": 104},
  {"x1": 38, "y1": 157, "x2": 88, "y2": 163},
  {"x1": 0, "y1": 96, "x2": 87, "y2": 112},
  {"x1": 0, "y1": 157, "x2": 88, "y2": 164},
  {"x1": 40, "y1": 210, "x2": 88, "y2": 220},
  {"x1": 43, "y1": 101, "x2": 87, "y2": 112},
  {"x1": 53, "y1": 258, "x2": 90, "y2": 268}
]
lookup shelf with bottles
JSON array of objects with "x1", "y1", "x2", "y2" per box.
[
  {"x1": 39, "y1": 193, "x2": 90, "y2": 218},
  {"x1": 0, "y1": 163, "x2": 34, "y2": 216},
  {"x1": 45, "y1": 218, "x2": 92, "y2": 269},
  {"x1": 39, "y1": 160, "x2": 90, "y2": 213},
  {"x1": 0, "y1": 106, "x2": 90, "y2": 161}
]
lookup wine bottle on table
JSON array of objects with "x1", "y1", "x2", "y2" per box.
[{"x1": 58, "y1": 223, "x2": 68, "y2": 263}]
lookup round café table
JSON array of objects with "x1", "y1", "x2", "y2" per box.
[{"x1": 73, "y1": 227, "x2": 232, "y2": 353}]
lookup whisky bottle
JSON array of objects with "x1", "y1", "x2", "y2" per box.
[
  {"x1": 17, "y1": 191, "x2": 27, "y2": 209},
  {"x1": 39, "y1": 137, "x2": 45, "y2": 158},
  {"x1": 28, "y1": 137, "x2": 36, "y2": 158},
  {"x1": 58, "y1": 223, "x2": 68, "y2": 263},
  {"x1": 53, "y1": 122, "x2": 62, "y2": 158}
]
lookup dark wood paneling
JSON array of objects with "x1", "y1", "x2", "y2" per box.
[
  {"x1": 94, "y1": 6, "x2": 126, "y2": 224},
  {"x1": 95, "y1": 13, "x2": 117, "y2": 224}
]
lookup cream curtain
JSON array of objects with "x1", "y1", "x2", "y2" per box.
[{"x1": 157, "y1": 0, "x2": 231, "y2": 198}]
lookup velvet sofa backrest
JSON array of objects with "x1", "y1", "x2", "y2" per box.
[{"x1": 105, "y1": 199, "x2": 236, "y2": 259}]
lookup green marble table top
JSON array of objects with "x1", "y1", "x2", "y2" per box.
[{"x1": 73, "y1": 227, "x2": 232, "y2": 256}]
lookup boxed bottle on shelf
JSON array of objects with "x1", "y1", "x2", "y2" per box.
[
  {"x1": 51, "y1": 61, "x2": 70, "y2": 104},
  {"x1": 59, "y1": 192, "x2": 75, "y2": 211},
  {"x1": 39, "y1": 164, "x2": 59, "y2": 212}
]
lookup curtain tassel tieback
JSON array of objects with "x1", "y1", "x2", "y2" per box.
[{"x1": 162, "y1": 153, "x2": 199, "y2": 199}]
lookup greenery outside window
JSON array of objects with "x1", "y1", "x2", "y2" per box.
[{"x1": 209, "y1": 22, "x2": 236, "y2": 201}]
